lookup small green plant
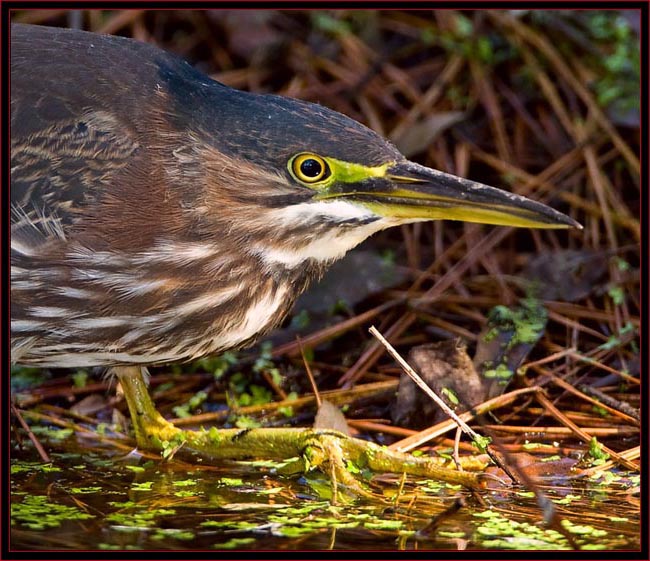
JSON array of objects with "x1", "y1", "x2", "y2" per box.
[
  {"x1": 437, "y1": 13, "x2": 518, "y2": 65},
  {"x1": 253, "y1": 342, "x2": 283, "y2": 387},
  {"x1": 586, "y1": 437, "x2": 610, "y2": 465},
  {"x1": 12, "y1": 495, "x2": 94, "y2": 530},
  {"x1": 172, "y1": 390, "x2": 208, "y2": 418}
]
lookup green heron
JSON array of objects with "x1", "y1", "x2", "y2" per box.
[{"x1": 11, "y1": 24, "x2": 580, "y2": 490}]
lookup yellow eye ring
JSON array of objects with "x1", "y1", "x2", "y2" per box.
[{"x1": 291, "y1": 153, "x2": 330, "y2": 184}]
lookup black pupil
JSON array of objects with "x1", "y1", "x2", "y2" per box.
[{"x1": 300, "y1": 158, "x2": 322, "y2": 178}]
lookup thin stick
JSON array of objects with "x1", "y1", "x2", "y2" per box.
[
  {"x1": 297, "y1": 336, "x2": 321, "y2": 408},
  {"x1": 11, "y1": 404, "x2": 50, "y2": 463},
  {"x1": 370, "y1": 325, "x2": 523, "y2": 483},
  {"x1": 369, "y1": 326, "x2": 482, "y2": 442},
  {"x1": 453, "y1": 426, "x2": 463, "y2": 472}
]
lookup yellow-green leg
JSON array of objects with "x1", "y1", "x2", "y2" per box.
[
  {"x1": 113, "y1": 366, "x2": 183, "y2": 445},
  {"x1": 114, "y1": 366, "x2": 482, "y2": 495}
]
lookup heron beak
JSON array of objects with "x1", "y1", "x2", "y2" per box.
[{"x1": 329, "y1": 160, "x2": 582, "y2": 229}]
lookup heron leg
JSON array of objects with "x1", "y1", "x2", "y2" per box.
[
  {"x1": 113, "y1": 366, "x2": 182, "y2": 448},
  {"x1": 113, "y1": 366, "x2": 482, "y2": 496}
]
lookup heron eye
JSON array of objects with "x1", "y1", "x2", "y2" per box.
[
  {"x1": 300, "y1": 158, "x2": 322, "y2": 178},
  {"x1": 291, "y1": 153, "x2": 330, "y2": 184}
]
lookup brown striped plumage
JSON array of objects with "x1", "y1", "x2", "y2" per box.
[
  {"x1": 11, "y1": 23, "x2": 579, "y2": 374},
  {"x1": 10, "y1": 24, "x2": 392, "y2": 367}
]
